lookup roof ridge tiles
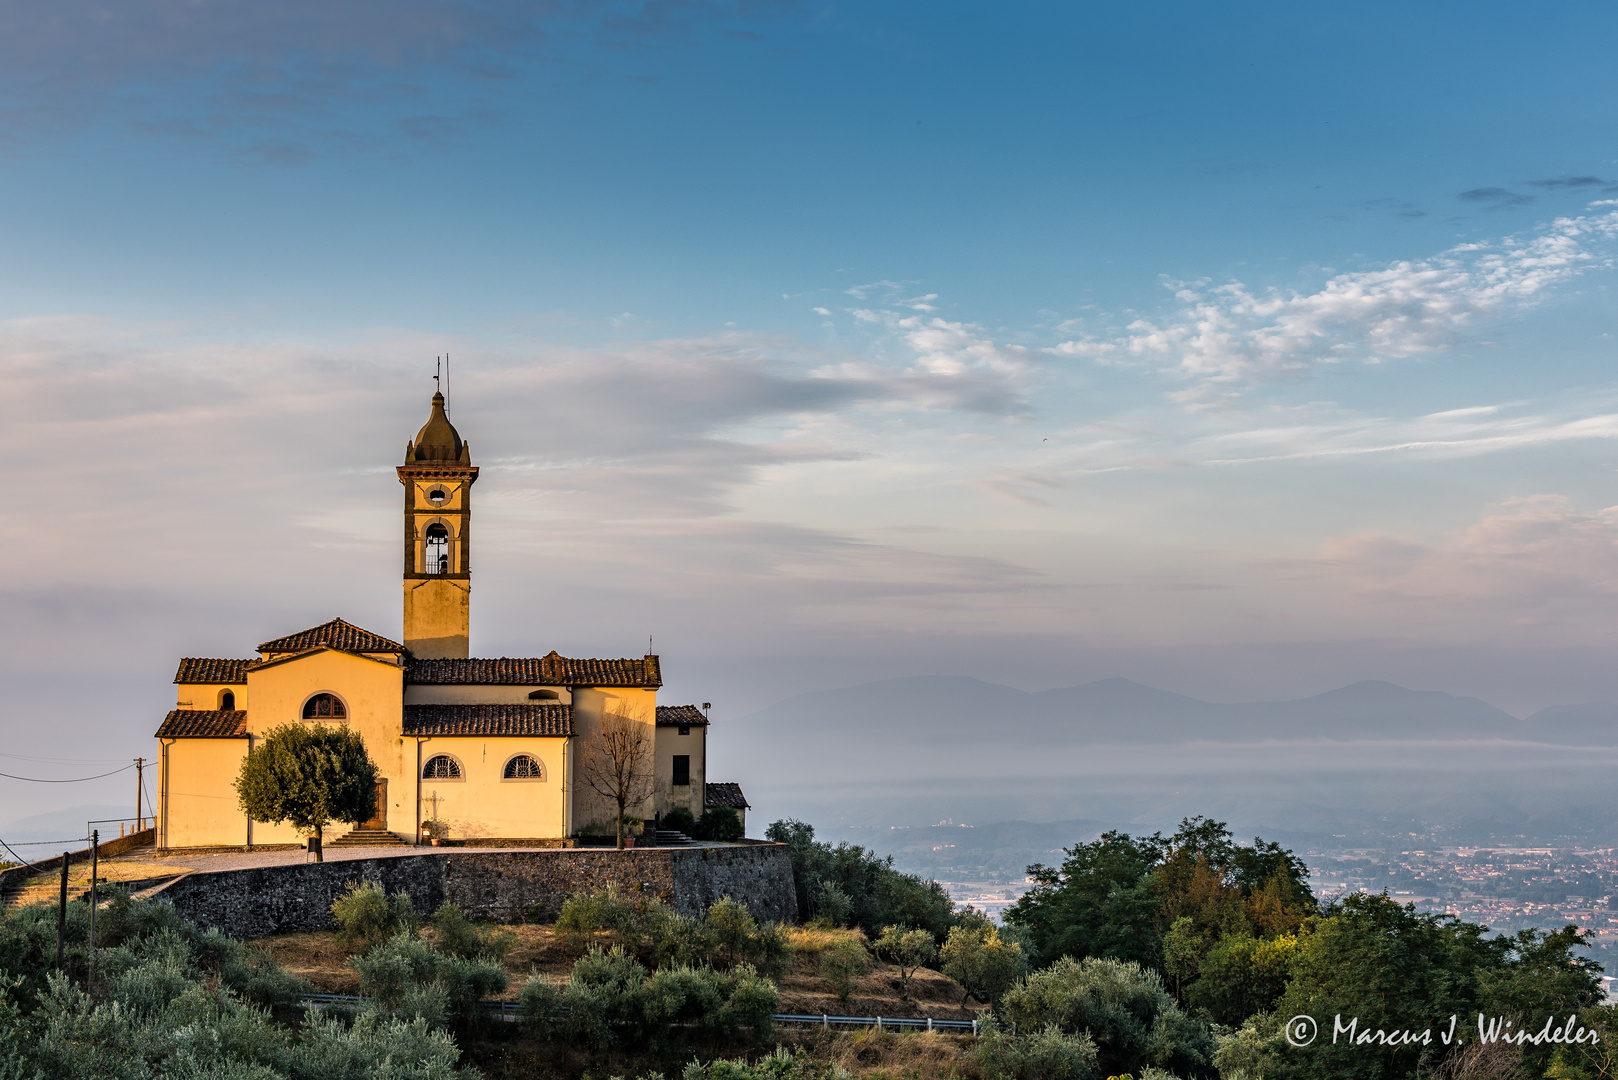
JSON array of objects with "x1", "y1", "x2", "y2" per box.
[{"x1": 257, "y1": 616, "x2": 406, "y2": 656}]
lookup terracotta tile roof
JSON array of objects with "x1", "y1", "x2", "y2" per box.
[
  {"x1": 155, "y1": 710, "x2": 248, "y2": 738},
  {"x1": 656, "y1": 704, "x2": 709, "y2": 727},
  {"x1": 704, "y1": 782, "x2": 749, "y2": 809},
  {"x1": 174, "y1": 658, "x2": 252, "y2": 684},
  {"x1": 406, "y1": 651, "x2": 662, "y2": 688},
  {"x1": 258, "y1": 617, "x2": 406, "y2": 656},
  {"x1": 403, "y1": 703, "x2": 574, "y2": 737}
]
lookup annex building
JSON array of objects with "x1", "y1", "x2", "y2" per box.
[{"x1": 154, "y1": 389, "x2": 750, "y2": 849}]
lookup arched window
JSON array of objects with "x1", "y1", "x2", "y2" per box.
[
  {"x1": 502, "y1": 754, "x2": 545, "y2": 781},
  {"x1": 302, "y1": 693, "x2": 346, "y2": 719},
  {"x1": 423, "y1": 755, "x2": 463, "y2": 780},
  {"x1": 527, "y1": 689, "x2": 559, "y2": 701},
  {"x1": 427, "y1": 487, "x2": 448, "y2": 506},
  {"x1": 219, "y1": 689, "x2": 236, "y2": 711},
  {"x1": 425, "y1": 523, "x2": 450, "y2": 574}
]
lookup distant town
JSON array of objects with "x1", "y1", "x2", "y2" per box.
[{"x1": 878, "y1": 821, "x2": 1618, "y2": 975}]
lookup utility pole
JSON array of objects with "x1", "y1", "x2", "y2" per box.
[
  {"x1": 134, "y1": 758, "x2": 145, "y2": 832},
  {"x1": 87, "y1": 830, "x2": 98, "y2": 990},
  {"x1": 55, "y1": 853, "x2": 68, "y2": 969}
]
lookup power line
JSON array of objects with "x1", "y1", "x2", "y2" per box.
[
  {"x1": 0, "y1": 763, "x2": 136, "y2": 784},
  {"x1": 0, "y1": 834, "x2": 84, "y2": 869},
  {"x1": 0, "y1": 752, "x2": 128, "y2": 765}
]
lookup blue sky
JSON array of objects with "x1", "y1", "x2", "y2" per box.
[{"x1": 4, "y1": 1, "x2": 1618, "y2": 815}]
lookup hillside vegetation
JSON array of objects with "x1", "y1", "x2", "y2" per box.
[{"x1": 1, "y1": 814, "x2": 1614, "y2": 1080}]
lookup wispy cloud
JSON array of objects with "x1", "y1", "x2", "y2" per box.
[
  {"x1": 1319, "y1": 496, "x2": 1618, "y2": 619},
  {"x1": 1458, "y1": 187, "x2": 1535, "y2": 210},
  {"x1": 1049, "y1": 206, "x2": 1618, "y2": 407},
  {"x1": 0, "y1": 1, "x2": 795, "y2": 159},
  {"x1": 817, "y1": 307, "x2": 1039, "y2": 416}
]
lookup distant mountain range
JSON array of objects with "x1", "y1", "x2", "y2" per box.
[
  {"x1": 713, "y1": 677, "x2": 1618, "y2": 845},
  {"x1": 727, "y1": 675, "x2": 1618, "y2": 748}
]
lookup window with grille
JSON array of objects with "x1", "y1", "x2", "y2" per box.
[
  {"x1": 503, "y1": 754, "x2": 544, "y2": 780},
  {"x1": 302, "y1": 693, "x2": 345, "y2": 719},
  {"x1": 422, "y1": 755, "x2": 462, "y2": 780},
  {"x1": 672, "y1": 755, "x2": 690, "y2": 786}
]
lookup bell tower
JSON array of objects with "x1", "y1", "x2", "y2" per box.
[{"x1": 398, "y1": 388, "x2": 479, "y2": 658}]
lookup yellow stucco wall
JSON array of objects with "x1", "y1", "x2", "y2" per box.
[
  {"x1": 175, "y1": 683, "x2": 247, "y2": 710},
  {"x1": 403, "y1": 578, "x2": 470, "y2": 659},
  {"x1": 404, "y1": 684, "x2": 569, "y2": 705},
  {"x1": 415, "y1": 737, "x2": 569, "y2": 839},
  {"x1": 159, "y1": 737, "x2": 248, "y2": 848},
  {"x1": 162, "y1": 649, "x2": 414, "y2": 848},
  {"x1": 654, "y1": 723, "x2": 706, "y2": 818},
  {"x1": 249, "y1": 649, "x2": 413, "y2": 833},
  {"x1": 569, "y1": 687, "x2": 659, "y2": 834}
]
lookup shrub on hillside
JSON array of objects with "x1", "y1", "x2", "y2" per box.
[
  {"x1": 941, "y1": 922, "x2": 1027, "y2": 1006},
  {"x1": 810, "y1": 882, "x2": 853, "y2": 929},
  {"x1": 520, "y1": 944, "x2": 779, "y2": 1049},
  {"x1": 765, "y1": 818, "x2": 955, "y2": 938},
  {"x1": 998, "y1": 956, "x2": 1215, "y2": 1079},
  {"x1": 330, "y1": 880, "x2": 420, "y2": 948},
  {"x1": 966, "y1": 1017, "x2": 1100, "y2": 1080},
  {"x1": 353, "y1": 933, "x2": 507, "y2": 1030},
  {"x1": 0, "y1": 892, "x2": 476, "y2": 1079},
  {"x1": 818, "y1": 938, "x2": 870, "y2": 1002},
  {"x1": 681, "y1": 1047, "x2": 853, "y2": 1079},
  {"x1": 555, "y1": 887, "x2": 786, "y2": 975},
  {"x1": 874, "y1": 925, "x2": 937, "y2": 1000},
  {"x1": 429, "y1": 901, "x2": 516, "y2": 961}
]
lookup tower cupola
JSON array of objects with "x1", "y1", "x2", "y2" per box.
[{"x1": 406, "y1": 391, "x2": 470, "y2": 464}]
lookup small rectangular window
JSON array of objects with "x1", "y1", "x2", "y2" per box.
[
  {"x1": 672, "y1": 755, "x2": 690, "y2": 786},
  {"x1": 678, "y1": 725, "x2": 690, "y2": 735}
]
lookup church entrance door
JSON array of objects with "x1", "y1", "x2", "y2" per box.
[{"x1": 363, "y1": 780, "x2": 387, "y2": 830}]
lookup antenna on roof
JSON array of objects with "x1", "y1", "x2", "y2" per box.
[
  {"x1": 434, "y1": 356, "x2": 441, "y2": 394},
  {"x1": 648, "y1": 635, "x2": 653, "y2": 655},
  {"x1": 445, "y1": 353, "x2": 450, "y2": 417}
]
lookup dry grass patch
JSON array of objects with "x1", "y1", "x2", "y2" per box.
[
  {"x1": 19, "y1": 860, "x2": 180, "y2": 891},
  {"x1": 787, "y1": 925, "x2": 865, "y2": 956},
  {"x1": 778, "y1": 1027, "x2": 977, "y2": 1078}
]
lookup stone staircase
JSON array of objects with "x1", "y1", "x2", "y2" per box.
[
  {"x1": 325, "y1": 828, "x2": 410, "y2": 849},
  {"x1": 654, "y1": 829, "x2": 695, "y2": 847},
  {"x1": 2, "y1": 880, "x2": 64, "y2": 909}
]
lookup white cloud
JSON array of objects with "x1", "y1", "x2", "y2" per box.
[
  {"x1": 1051, "y1": 206, "x2": 1618, "y2": 401},
  {"x1": 1319, "y1": 496, "x2": 1618, "y2": 619}
]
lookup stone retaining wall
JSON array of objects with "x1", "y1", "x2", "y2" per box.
[{"x1": 155, "y1": 844, "x2": 797, "y2": 938}]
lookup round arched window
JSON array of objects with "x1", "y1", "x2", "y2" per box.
[
  {"x1": 423, "y1": 755, "x2": 463, "y2": 780},
  {"x1": 219, "y1": 689, "x2": 236, "y2": 711},
  {"x1": 503, "y1": 755, "x2": 544, "y2": 781},
  {"x1": 302, "y1": 693, "x2": 346, "y2": 719}
]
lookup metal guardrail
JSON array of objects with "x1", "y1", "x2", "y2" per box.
[
  {"x1": 298, "y1": 994, "x2": 980, "y2": 1033},
  {"x1": 775, "y1": 1012, "x2": 979, "y2": 1034}
]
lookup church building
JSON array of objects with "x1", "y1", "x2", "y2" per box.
[{"x1": 154, "y1": 389, "x2": 748, "y2": 849}]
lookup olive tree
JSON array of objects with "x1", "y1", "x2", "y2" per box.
[
  {"x1": 875, "y1": 925, "x2": 937, "y2": 1000},
  {"x1": 235, "y1": 722, "x2": 379, "y2": 862}
]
